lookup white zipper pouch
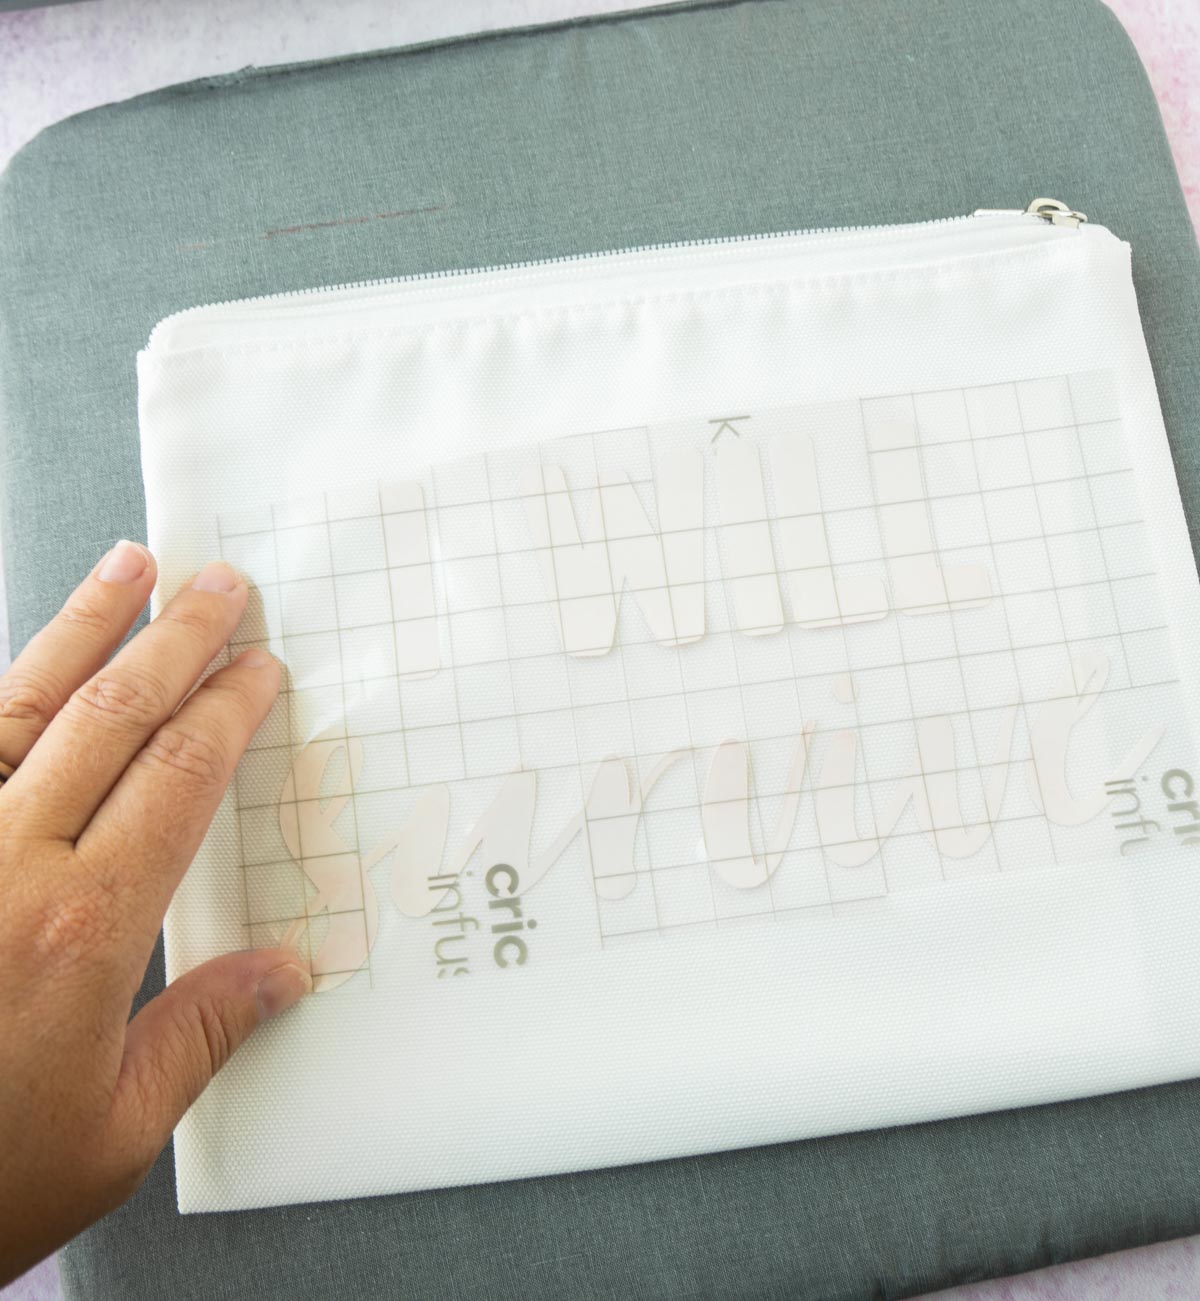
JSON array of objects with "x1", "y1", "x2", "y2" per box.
[{"x1": 139, "y1": 201, "x2": 1200, "y2": 1214}]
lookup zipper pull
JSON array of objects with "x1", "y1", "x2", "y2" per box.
[
  {"x1": 972, "y1": 198, "x2": 1088, "y2": 228},
  {"x1": 1025, "y1": 197, "x2": 1087, "y2": 228}
]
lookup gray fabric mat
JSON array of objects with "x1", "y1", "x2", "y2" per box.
[{"x1": 1, "y1": 0, "x2": 1198, "y2": 1295}]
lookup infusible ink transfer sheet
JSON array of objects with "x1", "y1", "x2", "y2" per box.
[{"x1": 139, "y1": 216, "x2": 1200, "y2": 1211}]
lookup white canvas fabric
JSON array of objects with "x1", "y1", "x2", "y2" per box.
[{"x1": 138, "y1": 206, "x2": 1200, "y2": 1214}]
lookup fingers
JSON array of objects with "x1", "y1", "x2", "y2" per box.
[
  {"x1": 77, "y1": 649, "x2": 281, "y2": 938},
  {"x1": 0, "y1": 541, "x2": 155, "y2": 775},
  {"x1": 109, "y1": 947, "x2": 310, "y2": 1164},
  {"x1": 6, "y1": 561, "x2": 251, "y2": 842}
]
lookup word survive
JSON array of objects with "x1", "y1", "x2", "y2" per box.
[{"x1": 275, "y1": 652, "x2": 1159, "y2": 989}]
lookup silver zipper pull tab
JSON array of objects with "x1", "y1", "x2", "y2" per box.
[
  {"x1": 971, "y1": 199, "x2": 1088, "y2": 228},
  {"x1": 1025, "y1": 198, "x2": 1088, "y2": 228}
]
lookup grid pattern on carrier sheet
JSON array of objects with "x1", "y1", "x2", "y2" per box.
[{"x1": 214, "y1": 370, "x2": 1181, "y2": 978}]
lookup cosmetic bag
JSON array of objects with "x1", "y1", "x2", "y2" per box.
[
  {"x1": 141, "y1": 199, "x2": 1200, "y2": 1215},
  {"x1": 4, "y1": 0, "x2": 1200, "y2": 1296}
]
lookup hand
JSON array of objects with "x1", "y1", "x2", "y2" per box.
[{"x1": 0, "y1": 543, "x2": 310, "y2": 1284}]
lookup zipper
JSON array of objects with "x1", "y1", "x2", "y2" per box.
[{"x1": 145, "y1": 198, "x2": 1091, "y2": 352}]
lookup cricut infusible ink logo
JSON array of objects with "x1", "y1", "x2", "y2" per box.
[
  {"x1": 252, "y1": 399, "x2": 1169, "y2": 991},
  {"x1": 422, "y1": 860, "x2": 538, "y2": 979},
  {"x1": 1107, "y1": 767, "x2": 1200, "y2": 855}
]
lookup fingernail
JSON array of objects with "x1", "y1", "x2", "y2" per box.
[
  {"x1": 256, "y1": 961, "x2": 312, "y2": 1022},
  {"x1": 97, "y1": 540, "x2": 151, "y2": 585},
  {"x1": 192, "y1": 561, "x2": 242, "y2": 594},
  {"x1": 236, "y1": 648, "x2": 276, "y2": 670}
]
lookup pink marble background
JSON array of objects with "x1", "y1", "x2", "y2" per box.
[{"x1": 0, "y1": 1, "x2": 1196, "y2": 1298}]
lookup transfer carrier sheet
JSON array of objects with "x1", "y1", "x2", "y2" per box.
[{"x1": 138, "y1": 201, "x2": 1200, "y2": 1212}]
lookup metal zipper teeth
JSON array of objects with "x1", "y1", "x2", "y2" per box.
[{"x1": 145, "y1": 211, "x2": 990, "y2": 346}]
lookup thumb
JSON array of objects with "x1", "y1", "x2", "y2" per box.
[{"x1": 110, "y1": 948, "x2": 311, "y2": 1161}]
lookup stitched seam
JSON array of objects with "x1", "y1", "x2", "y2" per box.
[{"x1": 166, "y1": 0, "x2": 759, "y2": 96}]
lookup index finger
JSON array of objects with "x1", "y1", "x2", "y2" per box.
[
  {"x1": 0, "y1": 541, "x2": 156, "y2": 775},
  {"x1": 3, "y1": 561, "x2": 250, "y2": 842}
]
